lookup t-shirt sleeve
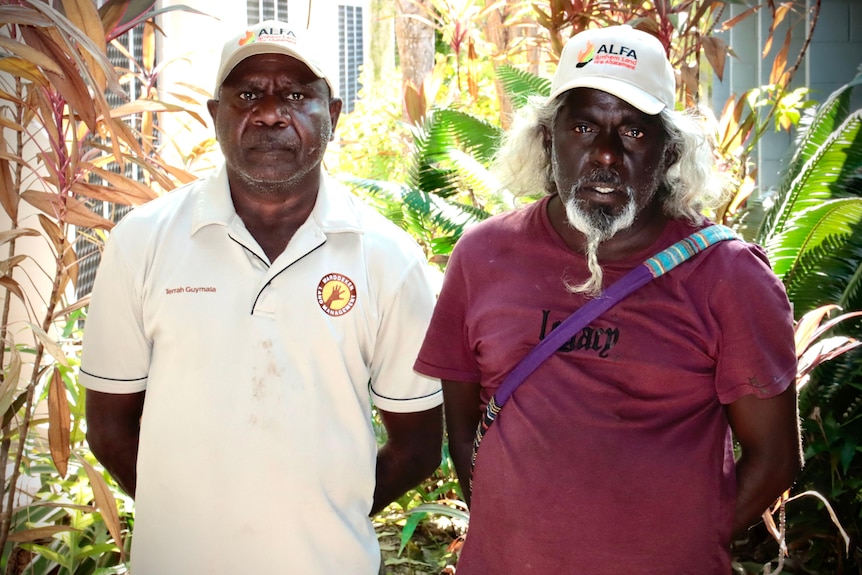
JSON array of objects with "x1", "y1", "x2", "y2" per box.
[
  {"x1": 711, "y1": 243, "x2": 797, "y2": 404},
  {"x1": 369, "y1": 258, "x2": 443, "y2": 413},
  {"x1": 79, "y1": 228, "x2": 151, "y2": 394},
  {"x1": 413, "y1": 242, "x2": 482, "y2": 383}
]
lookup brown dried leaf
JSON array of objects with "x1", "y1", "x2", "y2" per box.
[
  {"x1": 81, "y1": 162, "x2": 159, "y2": 202},
  {"x1": 61, "y1": 0, "x2": 108, "y2": 55},
  {"x1": 72, "y1": 182, "x2": 147, "y2": 207},
  {"x1": 22, "y1": 190, "x2": 115, "y2": 230},
  {"x1": 0, "y1": 276, "x2": 25, "y2": 305},
  {"x1": 0, "y1": 87, "x2": 27, "y2": 107},
  {"x1": 7, "y1": 525, "x2": 76, "y2": 543},
  {"x1": 98, "y1": 0, "x2": 128, "y2": 37},
  {"x1": 61, "y1": 239, "x2": 78, "y2": 291},
  {"x1": 18, "y1": 26, "x2": 98, "y2": 131},
  {"x1": 53, "y1": 295, "x2": 90, "y2": 321},
  {"x1": 719, "y1": 4, "x2": 761, "y2": 32},
  {"x1": 37, "y1": 213, "x2": 65, "y2": 254},
  {"x1": 155, "y1": 160, "x2": 196, "y2": 186},
  {"x1": 701, "y1": 35, "x2": 728, "y2": 82},
  {"x1": 0, "y1": 255, "x2": 28, "y2": 278},
  {"x1": 48, "y1": 367, "x2": 71, "y2": 478},
  {"x1": 0, "y1": 36, "x2": 65, "y2": 75},
  {"x1": 0, "y1": 140, "x2": 19, "y2": 221},
  {"x1": 0, "y1": 339, "x2": 22, "y2": 420},
  {"x1": 26, "y1": 321, "x2": 69, "y2": 367},
  {"x1": 403, "y1": 81, "x2": 426, "y2": 126},
  {"x1": 143, "y1": 19, "x2": 155, "y2": 70},
  {"x1": 0, "y1": 57, "x2": 49, "y2": 86},
  {"x1": 110, "y1": 98, "x2": 188, "y2": 117},
  {"x1": 0, "y1": 228, "x2": 40, "y2": 246},
  {"x1": 79, "y1": 456, "x2": 125, "y2": 559},
  {"x1": 769, "y1": 28, "x2": 792, "y2": 86}
]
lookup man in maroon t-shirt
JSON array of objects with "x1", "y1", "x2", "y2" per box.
[{"x1": 415, "y1": 25, "x2": 802, "y2": 574}]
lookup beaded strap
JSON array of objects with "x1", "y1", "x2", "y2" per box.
[{"x1": 469, "y1": 224, "x2": 737, "y2": 488}]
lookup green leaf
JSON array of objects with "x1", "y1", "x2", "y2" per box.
[
  {"x1": 496, "y1": 65, "x2": 551, "y2": 109},
  {"x1": 398, "y1": 511, "x2": 426, "y2": 556}
]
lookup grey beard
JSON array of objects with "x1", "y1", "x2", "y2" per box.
[{"x1": 563, "y1": 186, "x2": 637, "y2": 296}]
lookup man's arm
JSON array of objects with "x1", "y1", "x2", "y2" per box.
[
  {"x1": 727, "y1": 384, "x2": 802, "y2": 537},
  {"x1": 372, "y1": 405, "x2": 443, "y2": 515},
  {"x1": 85, "y1": 389, "x2": 146, "y2": 498},
  {"x1": 442, "y1": 379, "x2": 482, "y2": 508}
]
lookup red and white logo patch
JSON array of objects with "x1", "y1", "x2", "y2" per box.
[{"x1": 316, "y1": 273, "x2": 357, "y2": 316}]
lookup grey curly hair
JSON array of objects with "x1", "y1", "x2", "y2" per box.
[{"x1": 491, "y1": 93, "x2": 731, "y2": 221}]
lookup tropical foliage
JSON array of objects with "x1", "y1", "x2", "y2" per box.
[
  {"x1": 0, "y1": 0, "x2": 203, "y2": 571},
  {"x1": 738, "y1": 72, "x2": 862, "y2": 573}
]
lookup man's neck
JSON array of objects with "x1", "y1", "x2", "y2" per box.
[{"x1": 228, "y1": 171, "x2": 322, "y2": 262}]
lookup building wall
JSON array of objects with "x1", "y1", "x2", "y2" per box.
[{"x1": 711, "y1": 0, "x2": 862, "y2": 194}]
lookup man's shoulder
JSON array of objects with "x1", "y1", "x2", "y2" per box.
[
  {"x1": 664, "y1": 219, "x2": 776, "y2": 279},
  {"x1": 458, "y1": 197, "x2": 546, "y2": 246}
]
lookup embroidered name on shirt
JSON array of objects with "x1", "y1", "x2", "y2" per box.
[
  {"x1": 165, "y1": 286, "x2": 217, "y2": 295},
  {"x1": 317, "y1": 273, "x2": 357, "y2": 317}
]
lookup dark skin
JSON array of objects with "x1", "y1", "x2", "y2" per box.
[
  {"x1": 86, "y1": 54, "x2": 444, "y2": 513},
  {"x1": 445, "y1": 88, "x2": 802, "y2": 534}
]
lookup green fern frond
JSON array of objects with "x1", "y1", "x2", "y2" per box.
[
  {"x1": 759, "y1": 110, "x2": 862, "y2": 242},
  {"x1": 495, "y1": 65, "x2": 551, "y2": 110}
]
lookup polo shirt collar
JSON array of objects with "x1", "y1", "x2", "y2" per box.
[{"x1": 190, "y1": 164, "x2": 363, "y2": 235}]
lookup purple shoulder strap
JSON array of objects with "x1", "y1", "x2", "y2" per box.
[{"x1": 469, "y1": 224, "x2": 737, "y2": 482}]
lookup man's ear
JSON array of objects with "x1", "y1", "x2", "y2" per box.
[
  {"x1": 541, "y1": 123, "x2": 552, "y2": 156},
  {"x1": 664, "y1": 142, "x2": 680, "y2": 167},
  {"x1": 206, "y1": 99, "x2": 219, "y2": 129},
  {"x1": 328, "y1": 98, "x2": 344, "y2": 141}
]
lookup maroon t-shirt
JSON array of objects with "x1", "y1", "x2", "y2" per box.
[{"x1": 414, "y1": 196, "x2": 796, "y2": 574}]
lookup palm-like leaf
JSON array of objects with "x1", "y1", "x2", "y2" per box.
[
  {"x1": 752, "y1": 73, "x2": 862, "y2": 569},
  {"x1": 766, "y1": 198, "x2": 862, "y2": 312},
  {"x1": 758, "y1": 84, "x2": 862, "y2": 242},
  {"x1": 496, "y1": 64, "x2": 551, "y2": 109}
]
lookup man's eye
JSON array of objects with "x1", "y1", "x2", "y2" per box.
[
  {"x1": 625, "y1": 128, "x2": 645, "y2": 139},
  {"x1": 239, "y1": 92, "x2": 259, "y2": 101},
  {"x1": 286, "y1": 92, "x2": 305, "y2": 101},
  {"x1": 572, "y1": 125, "x2": 591, "y2": 133}
]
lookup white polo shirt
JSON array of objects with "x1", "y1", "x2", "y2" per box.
[{"x1": 80, "y1": 165, "x2": 442, "y2": 575}]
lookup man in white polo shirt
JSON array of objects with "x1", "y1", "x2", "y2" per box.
[{"x1": 80, "y1": 20, "x2": 443, "y2": 574}]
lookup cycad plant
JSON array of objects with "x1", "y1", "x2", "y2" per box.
[
  {"x1": 756, "y1": 72, "x2": 862, "y2": 317},
  {"x1": 748, "y1": 72, "x2": 862, "y2": 572},
  {"x1": 345, "y1": 106, "x2": 504, "y2": 267}
]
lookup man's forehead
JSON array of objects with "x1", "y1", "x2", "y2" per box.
[{"x1": 222, "y1": 53, "x2": 323, "y2": 84}]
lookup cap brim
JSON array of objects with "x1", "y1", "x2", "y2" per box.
[
  {"x1": 216, "y1": 44, "x2": 332, "y2": 95},
  {"x1": 548, "y1": 76, "x2": 665, "y2": 115}
]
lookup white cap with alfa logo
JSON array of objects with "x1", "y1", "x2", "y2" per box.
[
  {"x1": 548, "y1": 25, "x2": 676, "y2": 115},
  {"x1": 213, "y1": 20, "x2": 335, "y2": 96}
]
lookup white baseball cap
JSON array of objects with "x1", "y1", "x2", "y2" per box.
[
  {"x1": 548, "y1": 25, "x2": 676, "y2": 115},
  {"x1": 214, "y1": 20, "x2": 335, "y2": 96}
]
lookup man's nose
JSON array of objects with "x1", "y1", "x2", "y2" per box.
[
  {"x1": 252, "y1": 95, "x2": 290, "y2": 127},
  {"x1": 590, "y1": 130, "x2": 622, "y2": 166}
]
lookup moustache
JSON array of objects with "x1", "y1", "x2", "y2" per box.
[{"x1": 578, "y1": 170, "x2": 623, "y2": 188}]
